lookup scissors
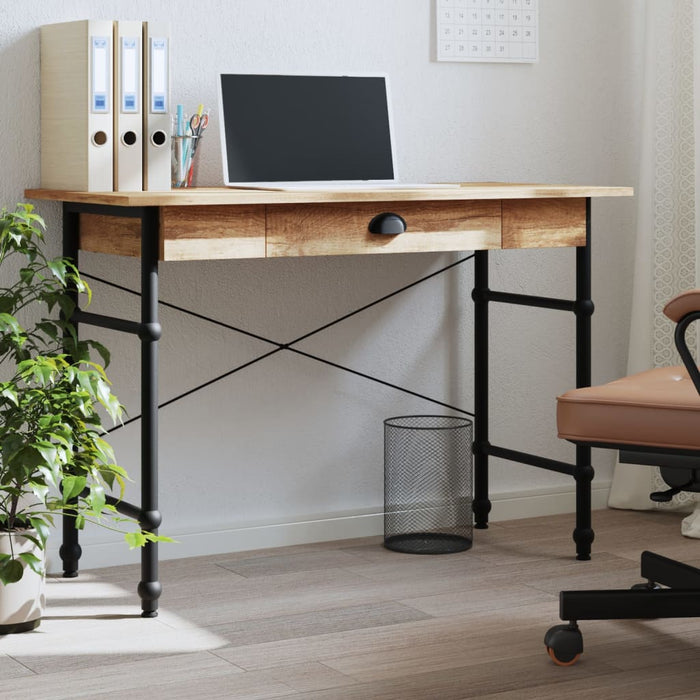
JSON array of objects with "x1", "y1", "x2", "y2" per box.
[
  {"x1": 189, "y1": 111, "x2": 209, "y2": 138},
  {"x1": 186, "y1": 110, "x2": 210, "y2": 185}
]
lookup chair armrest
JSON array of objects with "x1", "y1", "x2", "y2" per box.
[
  {"x1": 664, "y1": 290, "x2": 700, "y2": 394},
  {"x1": 664, "y1": 289, "x2": 700, "y2": 321}
]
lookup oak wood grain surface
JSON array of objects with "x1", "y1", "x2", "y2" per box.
[
  {"x1": 29, "y1": 184, "x2": 631, "y2": 261},
  {"x1": 26, "y1": 183, "x2": 633, "y2": 207}
]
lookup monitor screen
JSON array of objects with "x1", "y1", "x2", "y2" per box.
[{"x1": 218, "y1": 74, "x2": 396, "y2": 185}]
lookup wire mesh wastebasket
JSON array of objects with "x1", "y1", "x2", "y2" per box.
[{"x1": 384, "y1": 415, "x2": 473, "y2": 554}]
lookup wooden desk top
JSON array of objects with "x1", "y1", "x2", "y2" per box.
[
  {"x1": 24, "y1": 183, "x2": 633, "y2": 261},
  {"x1": 25, "y1": 183, "x2": 633, "y2": 208}
]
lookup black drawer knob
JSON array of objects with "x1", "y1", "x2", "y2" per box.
[{"x1": 368, "y1": 212, "x2": 406, "y2": 235}]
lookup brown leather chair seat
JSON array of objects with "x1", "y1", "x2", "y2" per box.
[{"x1": 557, "y1": 365, "x2": 700, "y2": 451}]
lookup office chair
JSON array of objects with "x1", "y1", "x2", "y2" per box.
[{"x1": 544, "y1": 289, "x2": 700, "y2": 666}]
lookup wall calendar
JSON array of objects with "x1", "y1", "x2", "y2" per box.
[{"x1": 437, "y1": 0, "x2": 538, "y2": 64}]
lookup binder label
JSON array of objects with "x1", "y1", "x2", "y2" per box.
[
  {"x1": 91, "y1": 36, "x2": 110, "y2": 113},
  {"x1": 150, "y1": 37, "x2": 168, "y2": 113},
  {"x1": 121, "y1": 36, "x2": 140, "y2": 113}
]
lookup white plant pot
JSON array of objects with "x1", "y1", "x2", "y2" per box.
[{"x1": 0, "y1": 529, "x2": 45, "y2": 634}]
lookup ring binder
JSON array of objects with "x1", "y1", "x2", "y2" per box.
[
  {"x1": 41, "y1": 20, "x2": 115, "y2": 192},
  {"x1": 114, "y1": 20, "x2": 143, "y2": 191},
  {"x1": 143, "y1": 22, "x2": 171, "y2": 191}
]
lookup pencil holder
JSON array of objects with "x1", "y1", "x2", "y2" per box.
[
  {"x1": 384, "y1": 415, "x2": 473, "y2": 554},
  {"x1": 171, "y1": 135, "x2": 199, "y2": 188}
]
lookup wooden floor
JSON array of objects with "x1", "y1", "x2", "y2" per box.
[{"x1": 2, "y1": 508, "x2": 700, "y2": 699}]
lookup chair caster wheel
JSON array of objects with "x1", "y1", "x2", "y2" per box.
[{"x1": 544, "y1": 623, "x2": 583, "y2": 666}]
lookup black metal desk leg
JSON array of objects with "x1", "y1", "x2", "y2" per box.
[
  {"x1": 138, "y1": 207, "x2": 162, "y2": 617},
  {"x1": 472, "y1": 250, "x2": 491, "y2": 528},
  {"x1": 573, "y1": 198, "x2": 594, "y2": 560},
  {"x1": 60, "y1": 203, "x2": 82, "y2": 577}
]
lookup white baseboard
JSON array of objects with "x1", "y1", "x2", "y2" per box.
[
  {"x1": 46, "y1": 481, "x2": 611, "y2": 573},
  {"x1": 489, "y1": 481, "x2": 611, "y2": 522}
]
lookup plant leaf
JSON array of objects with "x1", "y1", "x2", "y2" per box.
[
  {"x1": 28, "y1": 516, "x2": 51, "y2": 547},
  {"x1": 47, "y1": 259, "x2": 67, "y2": 285},
  {"x1": 87, "y1": 339, "x2": 111, "y2": 368},
  {"x1": 125, "y1": 531, "x2": 147, "y2": 549},
  {"x1": 0, "y1": 558, "x2": 24, "y2": 585},
  {"x1": 18, "y1": 552, "x2": 44, "y2": 576},
  {"x1": 61, "y1": 475, "x2": 86, "y2": 501},
  {"x1": 88, "y1": 483, "x2": 106, "y2": 514},
  {"x1": 36, "y1": 443, "x2": 59, "y2": 470}
]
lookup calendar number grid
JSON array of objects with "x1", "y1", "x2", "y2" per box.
[{"x1": 437, "y1": 0, "x2": 538, "y2": 64}]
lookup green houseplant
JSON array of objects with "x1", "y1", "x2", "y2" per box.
[{"x1": 0, "y1": 204, "x2": 165, "y2": 632}]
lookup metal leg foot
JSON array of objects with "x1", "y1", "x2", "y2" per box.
[
  {"x1": 138, "y1": 578, "x2": 161, "y2": 617},
  {"x1": 473, "y1": 497, "x2": 491, "y2": 529}
]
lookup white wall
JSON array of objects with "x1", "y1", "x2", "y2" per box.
[{"x1": 0, "y1": 0, "x2": 643, "y2": 570}]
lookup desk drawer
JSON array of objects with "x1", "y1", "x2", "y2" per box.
[
  {"x1": 79, "y1": 214, "x2": 142, "y2": 258},
  {"x1": 266, "y1": 200, "x2": 501, "y2": 257},
  {"x1": 161, "y1": 205, "x2": 266, "y2": 260},
  {"x1": 502, "y1": 198, "x2": 586, "y2": 248},
  {"x1": 79, "y1": 205, "x2": 267, "y2": 261}
]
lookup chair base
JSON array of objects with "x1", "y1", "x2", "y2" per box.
[
  {"x1": 545, "y1": 551, "x2": 700, "y2": 665},
  {"x1": 559, "y1": 550, "x2": 700, "y2": 620},
  {"x1": 559, "y1": 552, "x2": 700, "y2": 622}
]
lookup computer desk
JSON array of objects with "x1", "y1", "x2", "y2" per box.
[{"x1": 26, "y1": 183, "x2": 633, "y2": 617}]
